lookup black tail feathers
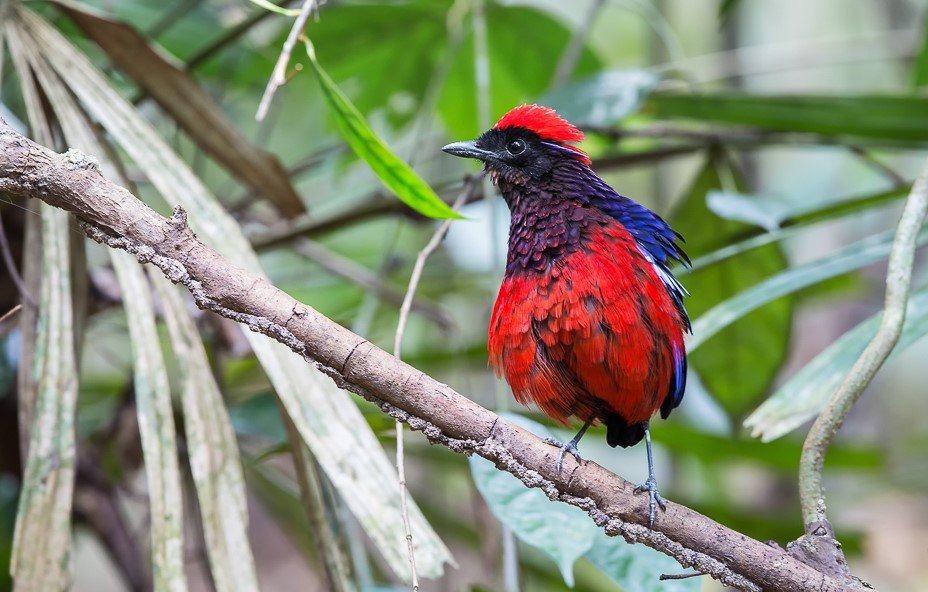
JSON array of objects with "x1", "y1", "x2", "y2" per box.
[{"x1": 604, "y1": 412, "x2": 646, "y2": 448}]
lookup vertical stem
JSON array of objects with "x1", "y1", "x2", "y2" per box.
[
  {"x1": 551, "y1": 0, "x2": 605, "y2": 89},
  {"x1": 799, "y1": 158, "x2": 928, "y2": 528}
]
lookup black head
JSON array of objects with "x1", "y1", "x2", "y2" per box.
[
  {"x1": 442, "y1": 104, "x2": 590, "y2": 181},
  {"x1": 443, "y1": 128, "x2": 562, "y2": 179}
]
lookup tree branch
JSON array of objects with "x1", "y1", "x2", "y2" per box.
[
  {"x1": 0, "y1": 119, "x2": 869, "y2": 592},
  {"x1": 799, "y1": 158, "x2": 928, "y2": 526}
]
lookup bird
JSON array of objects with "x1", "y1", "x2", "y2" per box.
[{"x1": 442, "y1": 104, "x2": 690, "y2": 526}]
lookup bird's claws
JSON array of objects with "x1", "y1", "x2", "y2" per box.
[
  {"x1": 634, "y1": 477, "x2": 667, "y2": 527},
  {"x1": 543, "y1": 437, "x2": 582, "y2": 475}
]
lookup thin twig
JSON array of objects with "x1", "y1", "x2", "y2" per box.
[
  {"x1": 550, "y1": 0, "x2": 605, "y2": 89},
  {"x1": 847, "y1": 145, "x2": 907, "y2": 188},
  {"x1": 255, "y1": 0, "x2": 318, "y2": 121},
  {"x1": 799, "y1": 157, "x2": 928, "y2": 528},
  {"x1": 660, "y1": 571, "x2": 704, "y2": 581},
  {"x1": 0, "y1": 303, "x2": 22, "y2": 325},
  {"x1": 0, "y1": 210, "x2": 36, "y2": 307},
  {"x1": 391, "y1": 176, "x2": 480, "y2": 590}
]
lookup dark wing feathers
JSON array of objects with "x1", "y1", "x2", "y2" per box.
[{"x1": 588, "y1": 177, "x2": 690, "y2": 417}]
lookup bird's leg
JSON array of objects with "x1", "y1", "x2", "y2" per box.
[
  {"x1": 633, "y1": 421, "x2": 667, "y2": 527},
  {"x1": 544, "y1": 414, "x2": 596, "y2": 475}
]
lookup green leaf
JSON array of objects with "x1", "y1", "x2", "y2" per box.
[
  {"x1": 646, "y1": 93, "x2": 928, "y2": 142},
  {"x1": 914, "y1": 9, "x2": 928, "y2": 89},
  {"x1": 469, "y1": 415, "x2": 598, "y2": 586},
  {"x1": 439, "y1": 3, "x2": 601, "y2": 139},
  {"x1": 651, "y1": 423, "x2": 881, "y2": 474},
  {"x1": 585, "y1": 530, "x2": 697, "y2": 592},
  {"x1": 688, "y1": 225, "x2": 928, "y2": 352},
  {"x1": 684, "y1": 185, "x2": 908, "y2": 275},
  {"x1": 469, "y1": 414, "x2": 696, "y2": 591},
  {"x1": 746, "y1": 286, "x2": 928, "y2": 442},
  {"x1": 671, "y1": 158, "x2": 792, "y2": 419},
  {"x1": 718, "y1": 0, "x2": 741, "y2": 22},
  {"x1": 544, "y1": 69, "x2": 660, "y2": 126},
  {"x1": 307, "y1": 0, "x2": 448, "y2": 124},
  {"x1": 304, "y1": 39, "x2": 461, "y2": 220}
]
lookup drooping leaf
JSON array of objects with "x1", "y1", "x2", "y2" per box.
[
  {"x1": 53, "y1": 0, "x2": 306, "y2": 217},
  {"x1": 671, "y1": 158, "x2": 792, "y2": 419},
  {"x1": 7, "y1": 23, "x2": 78, "y2": 591},
  {"x1": 112, "y1": 252, "x2": 188, "y2": 592},
  {"x1": 469, "y1": 414, "x2": 696, "y2": 591},
  {"x1": 25, "y1": 39, "x2": 196, "y2": 591},
  {"x1": 10, "y1": 204, "x2": 78, "y2": 592},
  {"x1": 154, "y1": 275, "x2": 260, "y2": 592},
  {"x1": 544, "y1": 69, "x2": 661, "y2": 126},
  {"x1": 746, "y1": 286, "x2": 928, "y2": 442},
  {"x1": 304, "y1": 39, "x2": 460, "y2": 220},
  {"x1": 646, "y1": 93, "x2": 928, "y2": 143},
  {"x1": 20, "y1": 7, "x2": 453, "y2": 580}
]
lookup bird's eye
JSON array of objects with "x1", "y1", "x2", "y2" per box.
[{"x1": 507, "y1": 139, "x2": 526, "y2": 155}]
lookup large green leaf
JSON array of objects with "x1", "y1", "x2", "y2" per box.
[
  {"x1": 746, "y1": 286, "x2": 928, "y2": 442},
  {"x1": 439, "y1": 2, "x2": 601, "y2": 139},
  {"x1": 584, "y1": 530, "x2": 696, "y2": 592},
  {"x1": 684, "y1": 185, "x2": 908, "y2": 274},
  {"x1": 305, "y1": 39, "x2": 461, "y2": 220},
  {"x1": 469, "y1": 415, "x2": 598, "y2": 587},
  {"x1": 671, "y1": 159, "x2": 792, "y2": 420},
  {"x1": 646, "y1": 93, "x2": 928, "y2": 143},
  {"x1": 308, "y1": 0, "x2": 448, "y2": 124},
  {"x1": 651, "y1": 423, "x2": 881, "y2": 474},
  {"x1": 469, "y1": 414, "x2": 697, "y2": 591}
]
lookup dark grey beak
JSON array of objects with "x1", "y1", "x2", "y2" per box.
[{"x1": 442, "y1": 140, "x2": 494, "y2": 161}]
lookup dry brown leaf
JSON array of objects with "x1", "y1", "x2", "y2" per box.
[{"x1": 54, "y1": 0, "x2": 306, "y2": 217}]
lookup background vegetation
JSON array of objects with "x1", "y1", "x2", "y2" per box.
[{"x1": 1, "y1": 0, "x2": 927, "y2": 590}]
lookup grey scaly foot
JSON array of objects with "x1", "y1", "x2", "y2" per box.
[
  {"x1": 542, "y1": 437, "x2": 583, "y2": 475},
  {"x1": 635, "y1": 420, "x2": 666, "y2": 527},
  {"x1": 634, "y1": 476, "x2": 667, "y2": 527}
]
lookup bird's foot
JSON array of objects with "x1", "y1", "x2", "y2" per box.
[
  {"x1": 634, "y1": 476, "x2": 667, "y2": 528},
  {"x1": 543, "y1": 437, "x2": 582, "y2": 475}
]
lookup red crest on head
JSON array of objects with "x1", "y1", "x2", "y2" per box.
[
  {"x1": 494, "y1": 104, "x2": 589, "y2": 164},
  {"x1": 494, "y1": 104, "x2": 585, "y2": 143}
]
